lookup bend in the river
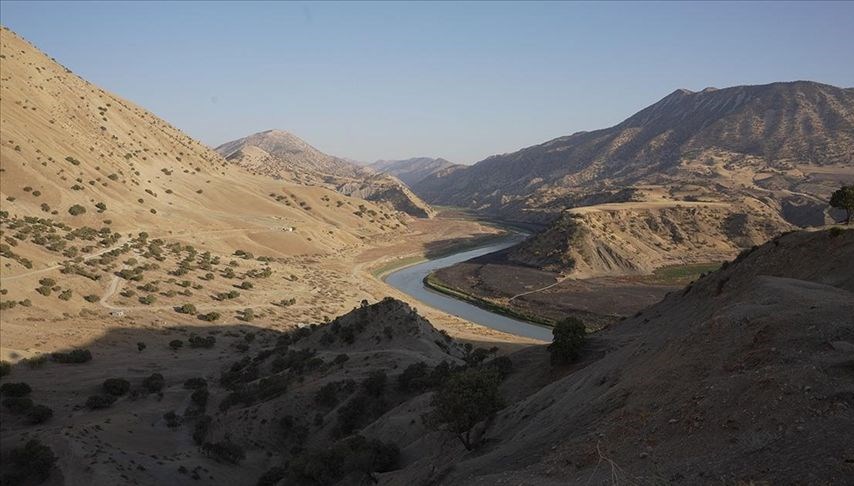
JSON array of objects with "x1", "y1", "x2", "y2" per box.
[{"x1": 383, "y1": 233, "x2": 553, "y2": 341}]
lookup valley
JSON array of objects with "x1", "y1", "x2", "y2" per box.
[{"x1": 2, "y1": 7, "x2": 854, "y2": 486}]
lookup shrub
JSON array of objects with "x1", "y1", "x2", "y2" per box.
[
  {"x1": 428, "y1": 367, "x2": 504, "y2": 450},
  {"x1": 26, "y1": 404, "x2": 54, "y2": 424},
  {"x1": 485, "y1": 356, "x2": 513, "y2": 378},
  {"x1": 191, "y1": 387, "x2": 209, "y2": 408},
  {"x1": 315, "y1": 382, "x2": 340, "y2": 408},
  {"x1": 285, "y1": 435, "x2": 400, "y2": 484},
  {"x1": 137, "y1": 342, "x2": 147, "y2": 352},
  {"x1": 3, "y1": 397, "x2": 34, "y2": 413},
  {"x1": 188, "y1": 335, "x2": 216, "y2": 348},
  {"x1": 102, "y1": 378, "x2": 131, "y2": 396},
  {"x1": 138, "y1": 294, "x2": 156, "y2": 305},
  {"x1": 22, "y1": 355, "x2": 47, "y2": 369},
  {"x1": 362, "y1": 370, "x2": 387, "y2": 397},
  {"x1": 397, "y1": 362, "x2": 431, "y2": 392},
  {"x1": 142, "y1": 373, "x2": 165, "y2": 393},
  {"x1": 68, "y1": 204, "x2": 86, "y2": 216},
  {"x1": 174, "y1": 303, "x2": 196, "y2": 314},
  {"x1": 84, "y1": 294, "x2": 99, "y2": 303},
  {"x1": 201, "y1": 440, "x2": 245, "y2": 464},
  {"x1": 192, "y1": 415, "x2": 212, "y2": 445},
  {"x1": 51, "y1": 348, "x2": 92, "y2": 363},
  {"x1": 548, "y1": 317, "x2": 586, "y2": 364},
  {"x1": 0, "y1": 360, "x2": 10, "y2": 377},
  {"x1": 169, "y1": 339, "x2": 184, "y2": 350},
  {"x1": 0, "y1": 382, "x2": 31, "y2": 397},
  {"x1": 3, "y1": 439, "x2": 57, "y2": 484},
  {"x1": 85, "y1": 394, "x2": 117, "y2": 410},
  {"x1": 198, "y1": 311, "x2": 221, "y2": 322},
  {"x1": 163, "y1": 410, "x2": 181, "y2": 429}
]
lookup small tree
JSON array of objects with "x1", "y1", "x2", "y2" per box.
[
  {"x1": 830, "y1": 185, "x2": 854, "y2": 223},
  {"x1": 548, "y1": 317, "x2": 586, "y2": 364},
  {"x1": 428, "y1": 367, "x2": 503, "y2": 450}
]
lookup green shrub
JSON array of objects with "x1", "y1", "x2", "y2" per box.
[
  {"x1": 26, "y1": 404, "x2": 54, "y2": 424},
  {"x1": 102, "y1": 378, "x2": 130, "y2": 396},
  {"x1": 3, "y1": 439, "x2": 57, "y2": 484},
  {"x1": 51, "y1": 348, "x2": 92, "y2": 363},
  {"x1": 188, "y1": 335, "x2": 216, "y2": 348},
  {"x1": 169, "y1": 340, "x2": 184, "y2": 350},
  {"x1": 68, "y1": 204, "x2": 86, "y2": 216},
  {"x1": 138, "y1": 294, "x2": 156, "y2": 305},
  {"x1": 142, "y1": 373, "x2": 165, "y2": 393},
  {"x1": 85, "y1": 394, "x2": 117, "y2": 409},
  {"x1": 192, "y1": 415, "x2": 212, "y2": 445},
  {"x1": 1, "y1": 382, "x2": 32, "y2": 397},
  {"x1": 285, "y1": 435, "x2": 400, "y2": 484},
  {"x1": 362, "y1": 370, "x2": 387, "y2": 397},
  {"x1": 548, "y1": 317, "x2": 586, "y2": 364},
  {"x1": 174, "y1": 303, "x2": 197, "y2": 314},
  {"x1": 428, "y1": 367, "x2": 504, "y2": 450},
  {"x1": 3, "y1": 397, "x2": 34, "y2": 413},
  {"x1": 0, "y1": 360, "x2": 11, "y2": 377}
]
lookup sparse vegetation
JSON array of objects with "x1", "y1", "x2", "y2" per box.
[{"x1": 51, "y1": 348, "x2": 92, "y2": 364}]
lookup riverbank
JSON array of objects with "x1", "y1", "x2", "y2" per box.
[{"x1": 423, "y1": 273, "x2": 554, "y2": 327}]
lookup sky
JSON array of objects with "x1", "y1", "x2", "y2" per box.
[{"x1": 2, "y1": 1, "x2": 853, "y2": 164}]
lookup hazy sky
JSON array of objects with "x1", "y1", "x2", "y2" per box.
[{"x1": 2, "y1": 1, "x2": 853, "y2": 164}]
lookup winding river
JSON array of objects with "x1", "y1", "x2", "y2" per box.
[{"x1": 383, "y1": 234, "x2": 553, "y2": 341}]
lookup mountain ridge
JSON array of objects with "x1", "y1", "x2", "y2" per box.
[{"x1": 215, "y1": 130, "x2": 435, "y2": 218}]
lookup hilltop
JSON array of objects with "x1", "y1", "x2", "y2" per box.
[{"x1": 215, "y1": 131, "x2": 435, "y2": 218}]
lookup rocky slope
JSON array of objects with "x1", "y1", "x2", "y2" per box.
[
  {"x1": 383, "y1": 228, "x2": 854, "y2": 485},
  {"x1": 215, "y1": 131, "x2": 435, "y2": 218},
  {"x1": 368, "y1": 157, "x2": 462, "y2": 189}
]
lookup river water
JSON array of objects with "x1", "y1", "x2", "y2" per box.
[{"x1": 383, "y1": 235, "x2": 553, "y2": 341}]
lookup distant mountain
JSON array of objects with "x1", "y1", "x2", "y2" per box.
[
  {"x1": 215, "y1": 129, "x2": 362, "y2": 182},
  {"x1": 215, "y1": 130, "x2": 435, "y2": 218},
  {"x1": 418, "y1": 81, "x2": 854, "y2": 226},
  {"x1": 368, "y1": 157, "x2": 462, "y2": 188}
]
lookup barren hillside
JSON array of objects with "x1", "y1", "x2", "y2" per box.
[
  {"x1": 215, "y1": 131, "x2": 435, "y2": 218},
  {"x1": 368, "y1": 157, "x2": 462, "y2": 189},
  {"x1": 417, "y1": 81, "x2": 854, "y2": 227},
  {"x1": 381, "y1": 228, "x2": 854, "y2": 485}
]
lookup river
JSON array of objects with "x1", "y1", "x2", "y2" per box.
[{"x1": 383, "y1": 234, "x2": 553, "y2": 341}]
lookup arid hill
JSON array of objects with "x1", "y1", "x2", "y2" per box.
[
  {"x1": 215, "y1": 131, "x2": 435, "y2": 218},
  {"x1": 416, "y1": 81, "x2": 853, "y2": 275},
  {"x1": 0, "y1": 25, "x2": 420, "y2": 352},
  {"x1": 417, "y1": 81, "x2": 854, "y2": 227},
  {"x1": 368, "y1": 157, "x2": 463, "y2": 189}
]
